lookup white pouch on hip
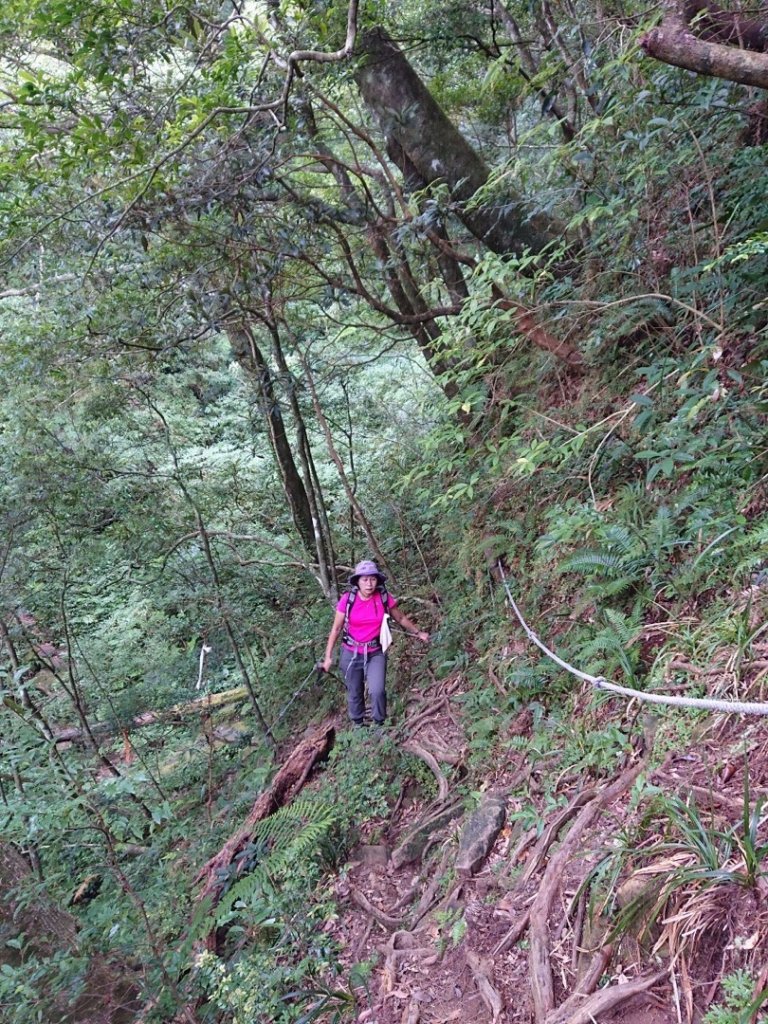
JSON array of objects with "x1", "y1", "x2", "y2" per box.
[{"x1": 379, "y1": 614, "x2": 392, "y2": 653}]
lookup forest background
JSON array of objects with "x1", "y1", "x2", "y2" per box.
[{"x1": 1, "y1": 0, "x2": 768, "y2": 1022}]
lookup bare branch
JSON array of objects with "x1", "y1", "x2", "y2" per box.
[{"x1": 641, "y1": 12, "x2": 768, "y2": 89}]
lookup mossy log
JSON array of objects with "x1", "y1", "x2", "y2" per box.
[
  {"x1": 196, "y1": 722, "x2": 336, "y2": 907},
  {"x1": 52, "y1": 685, "x2": 251, "y2": 744}
]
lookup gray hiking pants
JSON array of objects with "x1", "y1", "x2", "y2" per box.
[{"x1": 339, "y1": 647, "x2": 388, "y2": 725}]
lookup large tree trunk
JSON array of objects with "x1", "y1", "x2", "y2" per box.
[
  {"x1": 195, "y1": 722, "x2": 336, "y2": 941},
  {"x1": 263, "y1": 313, "x2": 337, "y2": 600},
  {"x1": 355, "y1": 27, "x2": 560, "y2": 257}
]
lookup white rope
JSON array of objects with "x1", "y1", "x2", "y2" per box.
[{"x1": 497, "y1": 562, "x2": 768, "y2": 717}]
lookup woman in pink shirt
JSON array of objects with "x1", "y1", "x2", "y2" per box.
[{"x1": 322, "y1": 560, "x2": 429, "y2": 728}]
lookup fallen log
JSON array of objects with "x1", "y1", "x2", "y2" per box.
[
  {"x1": 52, "y1": 686, "x2": 251, "y2": 744},
  {"x1": 196, "y1": 723, "x2": 336, "y2": 907}
]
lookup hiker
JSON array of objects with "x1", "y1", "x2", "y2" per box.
[{"x1": 321, "y1": 560, "x2": 430, "y2": 728}]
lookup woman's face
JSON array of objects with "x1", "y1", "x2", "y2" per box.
[{"x1": 358, "y1": 574, "x2": 378, "y2": 597}]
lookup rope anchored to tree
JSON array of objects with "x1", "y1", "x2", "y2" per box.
[{"x1": 497, "y1": 561, "x2": 768, "y2": 716}]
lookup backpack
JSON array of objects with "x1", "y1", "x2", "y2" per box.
[{"x1": 343, "y1": 586, "x2": 390, "y2": 645}]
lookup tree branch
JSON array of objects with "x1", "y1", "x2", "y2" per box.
[{"x1": 641, "y1": 12, "x2": 768, "y2": 89}]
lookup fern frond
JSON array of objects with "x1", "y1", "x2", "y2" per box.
[
  {"x1": 560, "y1": 551, "x2": 626, "y2": 575},
  {"x1": 734, "y1": 519, "x2": 768, "y2": 551},
  {"x1": 602, "y1": 524, "x2": 637, "y2": 554},
  {"x1": 585, "y1": 575, "x2": 644, "y2": 599},
  {"x1": 197, "y1": 797, "x2": 342, "y2": 937},
  {"x1": 602, "y1": 607, "x2": 640, "y2": 647}
]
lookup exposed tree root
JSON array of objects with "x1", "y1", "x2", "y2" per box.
[
  {"x1": 497, "y1": 826, "x2": 537, "y2": 887},
  {"x1": 401, "y1": 741, "x2": 449, "y2": 801},
  {"x1": 410, "y1": 845, "x2": 454, "y2": 927},
  {"x1": 570, "y1": 887, "x2": 588, "y2": 970},
  {"x1": 416, "y1": 725, "x2": 463, "y2": 765},
  {"x1": 529, "y1": 761, "x2": 644, "y2": 1024},
  {"x1": 400, "y1": 997, "x2": 420, "y2": 1024},
  {"x1": 397, "y1": 697, "x2": 449, "y2": 740},
  {"x1": 578, "y1": 942, "x2": 613, "y2": 996},
  {"x1": 545, "y1": 968, "x2": 667, "y2": 1024},
  {"x1": 467, "y1": 949, "x2": 504, "y2": 1022},
  {"x1": 379, "y1": 931, "x2": 437, "y2": 996},
  {"x1": 492, "y1": 908, "x2": 531, "y2": 956},
  {"x1": 520, "y1": 787, "x2": 597, "y2": 885},
  {"x1": 351, "y1": 888, "x2": 406, "y2": 930}
]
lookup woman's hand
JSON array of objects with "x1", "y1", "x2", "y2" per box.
[
  {"x1": 321, "y1": 655, "x2": 333, "y2": 673},
  {"x1": 417, "y1": 631, "x2": 430, "y2": 643}
]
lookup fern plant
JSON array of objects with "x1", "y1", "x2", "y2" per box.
[
  {"x1": 571, "y1": 606, "x2": 642, "y2": 682},
  {"x1": 558, "y1": 506, "x2": 691, "y2": 607},
  {"x1": 733, "y1": 518, "x2": 768, "y2": 580},
  {"x1": 200, "y1": 797, "x2": 342, "y2": 938}
]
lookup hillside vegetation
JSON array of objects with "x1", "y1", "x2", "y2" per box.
[{"x1": 1, "y1": 1, "x2": 768, "y2": 1022}]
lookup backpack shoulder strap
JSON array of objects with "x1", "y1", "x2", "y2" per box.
[{"x1": 343, "y1": 588, "x2": 358, "y2": 641}]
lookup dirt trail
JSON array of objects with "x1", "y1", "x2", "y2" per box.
[{"x1": 325, "y1": 666, "x2": 768, "y2": 1024}]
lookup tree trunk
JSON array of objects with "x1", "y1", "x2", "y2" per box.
[
  {"x1": 196, "y1": 723, "x2": 336, "y2": 913},
  {"x1": 355, "y1": 27, "x2": 560, "y2": 257},
  {"x1": 263, "y1": 313, "x2": 338, "y2": 600},
  {"x1": 298, "y1": 352, "x2": 393, "y2": 581},
  {"x1": 227, "y1": 323, "x2": 319, "y2": 557}
]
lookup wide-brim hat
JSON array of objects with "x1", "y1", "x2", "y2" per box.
[{"x1": 349, "y1": 559, "x2": 387, "y2": 587}]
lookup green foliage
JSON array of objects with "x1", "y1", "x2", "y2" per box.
[
  {"x1": 205, "y1": 797, "x2": 342, "y2": 935},
  {"x1": 703, "y1": 971, "x2": 766, "y2": 1024},
  {"x1": 2, "y1": 0, "x2": 768, "y2": 1018}
]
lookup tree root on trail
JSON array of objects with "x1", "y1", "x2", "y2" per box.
[
  {"x1": 417, "y1": 725, "x2": 464, "y2": 765},
  {"x1": 195, "y1": 723, "x2": 335, "y2": 908},
  {"x1": 351, "y1": 888, "x2": 407, "y2": 930},
  {"x1": 544, "y1": 968, "x2": 667, "y2": 1024},
  {"x1": 520, "y1": 787, "x2": 597, "y2": 885},
  {"x1": 355, "y1": 917, "x2": 374, "y2": 956},
  {"x1": 496, "y1": 826, "x2": 537, "y2": 887},
  {"x1": 570, "y1": 887, "x2": 588, "y2": 970},
  {"x1": 467, "y1": 949, "x2": 504, "y2": 1023},
  {"x1": 401, "y1": 741, "x2": 450, "y2": 801},
  {"x1": 493, "y1": 907, "x2": 531, "y2": 955},
  {"x1": 397, "y1": 697, "x2": 449, "y2": 740},
  {"x1": 400, "y1": 997, "x2": 420, "y2": 1024},
  {"x1": 410, "y1": 844, "x2": 454, "y2": 928},
  {"x1": 529, "y1": 761, "x2": 645, "y2": 1024},
  {"x1": 379, "y1": 931, "x2": 439, "y2": 996}
]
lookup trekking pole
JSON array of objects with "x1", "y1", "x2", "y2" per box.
[
  {"x1": 392, "y1": 625, "x2": 433, "y2": 641},
  {"x1": 272, "y1": 662, "x2": 326, "y2": 730}
]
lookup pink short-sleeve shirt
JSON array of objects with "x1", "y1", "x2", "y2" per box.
[{"x1": 337, "y1": 591, "x2": 397, "y2": 648}]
